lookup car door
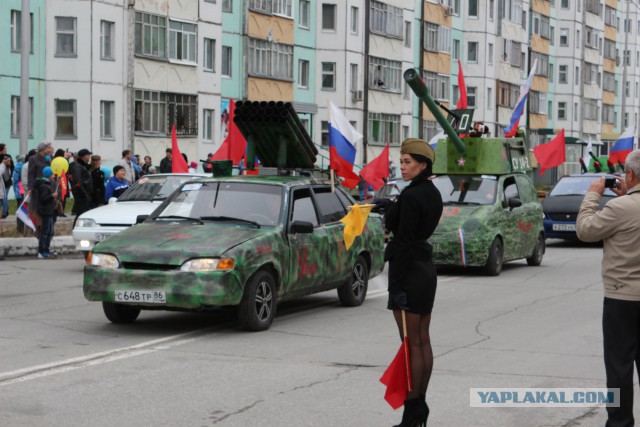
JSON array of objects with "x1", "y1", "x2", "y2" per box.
[
  {"x1": 312, "y1": 185, "x2": 350, "y2": 287},
  {"x1": 515, "y1": 174, "x2": 541, "y2": 254},
  {"x1": 286, "y1": 186, "x2": 328, "y2": 296},
  {"x1": 499, "y1": 175, "x2": 526, "y2": 261}
]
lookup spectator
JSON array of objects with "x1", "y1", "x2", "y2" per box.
[
  {"x1": 118, "y1": 149, "x2": 136, "y2": 183},
  {"x1": 13, "y1": 155, "x2": 25, "y2": 232},
  {"x1": 149, "y1": 166, "x2": 158, "y2": 174},
  {"x1": 189, "y1": 161, "x2": 198, "y2": 174},
  {"x1": 27, "y1": 142, "x2": 53, "y2": 219},
  {"x1": 159, "y1": 148, "x2": 172, "y2": 173},
  {"x1": 203, "y1": 153, "x2": 214, "y2": 174},
  {"x1": 105, "y1": 165, "x2": 130, "y2": 201},
  {"x1": 141, "y1": 156, "x2": 153, "y2": 175},
  {"x1": 89, "y1": 155, "x2": 106, "y2": 209},
  {"x1": 68, "y1": 148, "x2": 93, "y2": 216},
  {"x1": 0, "y1": 155, "x2": 11, "y2": 218},
  {"x1": 35, "y1": 167, "x2": 58, "y2": 259},
  {"x1": 1, "y1": 154, "x2": 13, "y2": 218}
]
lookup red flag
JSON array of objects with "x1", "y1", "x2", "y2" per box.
[
  {"x1": 212, "y1": 99, "x2": 247, "y2": 165},
  {"x1": 171, "y1": 124, "x2": 189, "y2": 173},
  {"x1": 533, "y1": 129, "x2": 566, "y2": 175},
  {"x1": 360, "y1": 144, "x2": 389, "y2": 191},
  {"x1": 380, "y1": 336, "x2": 412, "y2": 409},
  {"x1": 456, "y1": 59, "x2": 467, "y2": 109},
  {"x1": 59, "y1": 174, "x2": 68, "y2": 202},
  {"x1": 330, "y1": 147, "x2": 360, "y2": 189}
]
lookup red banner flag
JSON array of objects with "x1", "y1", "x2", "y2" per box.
[
  {"x1": 380, "y1": 336, "x2": 412, "y2": 409},
  {"x1": 456, "y1": 59, "x2": 467, "y2": 109},
  {"x1": 212, "y1": 99, "x2": 247, "y2": 165},
  {"x1": 171, "y1": 124, "x2": 189, "y2": 173},
  {"x1": 533, "y1": 129, "x2": 566, "y2": 175},
  {"x1": 360, "y1": 144, "x2": 389, "y2": 191}
]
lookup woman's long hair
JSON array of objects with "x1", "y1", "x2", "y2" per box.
[{"x1": 409, "y1": 153, "x2": 433, "y2": 179}]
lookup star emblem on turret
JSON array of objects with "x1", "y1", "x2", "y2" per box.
[{"x1": 457, "y1": 157, "x2": 466, "y2": 166}]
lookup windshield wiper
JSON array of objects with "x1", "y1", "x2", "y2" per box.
[
  {"x1": 155, "y1": 215, "x2": 204, "y2": 224},
  {"x1": 444, "y1": 201, "x2": 483, "y2": 205},
  {"x1": 199, "y1": 216, "x2": 261, "y2": 228}
]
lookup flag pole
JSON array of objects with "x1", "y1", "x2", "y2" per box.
[
  {"x1": 330, "y1": 169, "x2": 335, "y2": 193},
  {"x1": 402, "y1": 310, "x2": 413, "y2": 392}
]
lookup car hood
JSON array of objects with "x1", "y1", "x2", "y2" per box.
[
  {"x1": 542, "y1": 195, "x2": 614, "y2": 213},
  {"x1": 434, "y1": 204, "x2": 490, "y2": 234},
  {"x1": 93, "y1": 222, "x2": 279, "y2": 265},
  {"x1": 79, "y1": 201, "x2": 162, "y2": 226}
]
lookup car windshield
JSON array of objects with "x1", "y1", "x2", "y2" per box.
[
  {"x1": 118, "y1": 175, "x2": 197, "y2": 202},
  {"x1": 432, "y1": 175, "x2": 498, "y2": 205},
  {"x1": 549, "y1": 176, "x2": 617, "y2": 197},
  {"x1": 154, "y1": 181, "x2": 282, "y2": 227},
  {"x1": 377, "y1": 180, "x2": 410, "y2": 198}
]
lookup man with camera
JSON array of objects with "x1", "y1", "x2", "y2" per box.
[{"x1": 577, "y1": 149, "x2": 640, "y2": 427}]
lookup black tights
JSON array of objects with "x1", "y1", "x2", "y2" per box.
[{"x1": 393, "y1": 310, "x2": 433, "y2": 399}]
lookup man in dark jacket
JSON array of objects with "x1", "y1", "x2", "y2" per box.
[
  {"x1": 68, "y1": 148, "x2": 93, "y2": 216},
  {"x1": 36, "y1": 167, "x2": 58, "y2": 259},
  {"x1": 159, "y1": 148, "x2": 172, "y2": 173}
]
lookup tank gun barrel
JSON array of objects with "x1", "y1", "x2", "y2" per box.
[{"x1": 403, "y1": 68, "x2": 466, "y2": 154}]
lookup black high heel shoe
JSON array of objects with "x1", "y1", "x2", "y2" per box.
[{"x1": 393, "y1": 398, "x2": 427, "y2": 427}]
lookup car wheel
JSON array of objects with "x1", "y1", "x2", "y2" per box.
[
  {"x1": 526, "y1": 233, "x2": 545, "y2": 266},
  {"x1": 484, "y1": 237, "x2": 503, "y2": 276},
  {"x1": 102, "y1": 302, "x2": 140, "y2": 323},
  {"x1": 337, "y1": 255, "x2": 369, "y2": 307},
  {"x1": 238, "y1": 270, "x2": 277, "y2": 331}
]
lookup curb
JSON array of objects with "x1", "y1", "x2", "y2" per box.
[{"x1": 0, "y1": 236, "x2": 78, "y2": 257}]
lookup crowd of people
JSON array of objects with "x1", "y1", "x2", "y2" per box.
[{"x1": 0, "y1": 142, "x2": 201, "y2": 260}]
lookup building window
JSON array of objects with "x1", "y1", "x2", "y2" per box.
[
  {"x1": 369, "y1": 112, "x2": 401, "y2": 144},
  {"x1": 322, "y1": 4, "x2": 336, "y2": 31},
  {"x1": 532, "y1": 13, "x2": 551, "y2": 39},
  {"x1": 467, "y1": 41, "x2": 478, "y2": 63},
  {"x1": 321, "y1": 120, "x2": 329, "y2": 146},
  {"x1": 168, "y1": 94, "x2": 198, "y2": 136},
  {"x1": 603, "y1": 71, "x2": 616, "y2": 92},
  {"x1": 468, "y1": 0, "x2": 478, "y2": 17},
  {"x1": 423, "y1": 71, "x2": 450, "y2": 101},
  {"x1": 532, "y1": 52, "x2": 549, "y2": 77},
  {"x1": 489, "y1": 0, "x2": 494, "y2": 19},
  {"x1": 423, "y1": 120, "x2": 441, "y2": 143},
  {"x1": 559, "y1": 28, "x2": 568, "y2": 46},
  {"x1": 583, "y1": 62, "x2": 598, "y2": 85},
  {"x1": 487, "y1": 87, "x2": 493, "y2": 110},
  {"x1": 11, "y1": 10, "x2": 34, "y2": 53},
  {"x1": 529, "y1": 91, "x2": 547, "y2": 114},
  {"x1": 561, "y1": 0, "x2": 569, "y2": 8},
  {"x1": 299, "y1": 1, "x2": 310, "y2": 28},
  {"x1": 488, "y1": 43, "x2": 493, "y2": 65},
  {"x1": 350, "y1": 63, "x2": 358, "y2": 92},
  {"x1": 250, "y1": 0, "x2": 293, "y2": 17},
  {"x1": 559, "y1": 65, "x2": 567, "y2": 83},
  {"x1": 222, "y1": 0, "x2": 232, "y2": 13},
  {"x1": 625, "y1": 81, "x2": 630, "y2": 96},
  {"x1": 549, "y1": 63, "x2": 554, "y2": 83},
  {"x1": 550, "y1": 26, "x2": 554, "y2": 45},
  {"x1": 248, "y1": 38, "x2": 294, "y2": 80},
  {"x1": 605, "y1": 6, "x2": 616, "y2": 27},
  {"x1": 404, "y1": 21, "x2": 411, "y2": 47},
  {"x1": 370, "y1": 57, "x2": 402, "y2": 92},
  {"x1": 370, "y1": 0, "x2": 403, "y2": 38},
  {"x1": 203, "y1": 109, "x2": 214, "y2": 141},
  {"x1": 558, "y1": 102, "x2": 567, "y2": 120},
  {"x1": 56, "y1": 17, "x2": 77, "y2": 57},
  {"x1": 222, "y1": 46, "x2": 232, "y2": 77},
  {"x1": 575, "y1": 66, "x2": 580, "y2": 85},
  {"x1": 502, "y1": 39, "x2": 522, "y2": 68},
  {"x1": 453, "y1": 39, "x2": 460, "y2": 60},
  {"x1": 55, "y1": 99, "x2": 76, "y2": 137},
  {"x1": 298, "y1": 59, "x2": 309, "y2": 88},
  {"x1": 467, "y1": 87, "x2": 477, "y2": 108},
  {"x1": 134, "y1": 90, "x2": 166, "y2": 134},
  {"x1": 135, "y1": 12, "x2": 166, "y2": 59},
  {"x1": 425, "y1": 23, "x2": 438, "y2": 52},
  {"x1": 602, "y1": 104, "x2": 615, "y2": 124},
  {"x1": 204, "y1": 38, "x2": 215, "y2": 72},
  {"x1": 100, "y1": 101, "x2": 114, "y2": 139},
  {"x1": 603, "y1": 39, "x2": 616, "y2": 59},
  {"x1": 169, "y1": 20, "x2": 197, "y2": 63},
  {"x1": 574, "y1": 102, "x2": 578, "y2": 121},
  {"x1": 100, "y1": 21, "x2": 114, "y2": 60},
  {"x1": 351, "y1": 7, "x2": 359, "y2": 34},
  {"x1": 498, "y1": 80, "x2": 520, "y2": 108},
  {"x1": 322, "y1": 62, "x2": 336, "y2": 90},
  {"x1": 10, "y1": 96, "x2": 33, "y2": 137}
]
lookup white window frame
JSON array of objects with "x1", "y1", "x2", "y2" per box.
[
  {"x1": 135, "y1": 12, "x2": 167, "y2": 59},
  {"x1": 11, "y1": 10, "x2": 33, "y2": 53},
  {"x1": 299, "y1": 1, "x2": 310, "y2": 29},
  {"x1": 222, "y1": 46, "x2": 232, "y2": 77},
  {"x1": 10, "y1": 96, "x2": 33, "y2": 137},
  {"x1": 468, "y1": 0, "x2": 478, "y2": 17},
  {"x1": 100, "y1": 100, "x2": 115, "y2": 139},
  {"x1": 55, "y1": 99, "x2": 77, "y2": 138},
  {"x1": 322, "y1": 4, "x2": 337, "y2": 31},
  {"x1": 100, "y1": 20, "x2": 114, "y2": 60},
  {"x1": 351, "y1": 6, "x2": 359, "y2": 34},
  {"x1": 321, "y1": 62, "x2": 336, "y2": 90},
  {"x1": 55, "y1": 16, "x2": 77, "y2": 57},
  {"x1": 203, "y1": 109, "x2": 215, "y2": 141},
  {"x1": 368, "y1": 112, "x2": 401, "y2": 145},
  {"x1": 169, "y1": 19, "x2": 197, "y2": 64},
  {"x1": 134, "y1": 90, "x2": 166, "y2": 134},
  {"x1": 467, "y1": 41, "x2": 478, "y2": 63},
  {"x1": 369, "y1": 56, "x2": 402, "y2": 93},
  {"x1": 204, "y1": 38, "x2": 216, "y2": 72},
  {"x1": 298, "y1": 59, "x2": 309, "y2": 89}
]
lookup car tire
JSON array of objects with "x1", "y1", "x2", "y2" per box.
[
  {"x1": 238, "y1": 270, "x2": 277, "y2": 332},
  {"x1": 102, "y1": 302, "x2": 141, "y2": 323},
  {"x1": 337, "y1": 255, "x2": 369, "y2": 307},
  {"x1": 526, "y1": 233, "x2": 545, "y2": 266},
  {"x1": 484, "y1": 237, "x2": 503, "y2": 276}
]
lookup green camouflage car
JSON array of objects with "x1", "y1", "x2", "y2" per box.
[{"x1": 84, "y1": 175, "x2": 385, "y2": 331}]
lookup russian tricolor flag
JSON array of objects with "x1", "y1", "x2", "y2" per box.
[
  {"x1": 504, "y1": 59, "x2": 538, "y2": 138},
  {"x1": 609, "y1": 126, "x2": 636, "y2": 164},
  {"x1": 329, "y1": 101, "x2": 361, "y2": 188},
  {"x1": 16, "y1": 195, "x2": 36, "y2": 232}
]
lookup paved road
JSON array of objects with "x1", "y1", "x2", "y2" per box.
[{"x1": 0, "y1": 242, "x2": 634, "y2": 426}]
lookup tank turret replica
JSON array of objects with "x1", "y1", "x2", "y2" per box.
[{"x1": 402, "y1": 68, "x2": 544, "y2": 276}]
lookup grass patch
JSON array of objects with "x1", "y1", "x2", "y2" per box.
[{"x1": 8, "y1": 198, "x2": 74, "y2": 215}]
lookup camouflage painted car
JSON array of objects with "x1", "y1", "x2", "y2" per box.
[{"x1": 84, "y1": 175, "x2": 385, "y2": 331}]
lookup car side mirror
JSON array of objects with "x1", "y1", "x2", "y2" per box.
[
  {"x1": 289, "y1": 220, "x2": 314, "y2": 234},
  {"x1": 136, "y1": 215, "x2": 149, "y2": 224},
  {"x1": 507, "y1": 197, "x2": 522, "y2": 210}
]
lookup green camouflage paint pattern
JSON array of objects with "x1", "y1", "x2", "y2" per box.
[
  {"x1": 433, "y1": 138, "x2": 532, "y2": 175},
  {"x1": 84, "y1": 178, "x2": 385, "y2": 310}
]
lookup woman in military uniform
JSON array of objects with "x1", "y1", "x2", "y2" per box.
[{"x1": 384, "y1": 138, "x2": 443, "y2": 427}]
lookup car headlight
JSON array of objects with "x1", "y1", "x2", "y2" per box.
[
  {"x1": 76, "y1": 218, "x2": 97, "y2": 228},
  {"x1": 90, "y1": 253, "x2": 120, "y2": 269},
  {"x1": 180, "y1": 258, "x2": 235, "y2": 272}
]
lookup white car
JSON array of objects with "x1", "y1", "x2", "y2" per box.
[{"x1": 72, "y1": 173, "x2": 206, "y2": 253}]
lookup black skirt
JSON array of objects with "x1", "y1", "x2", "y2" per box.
[{"x1": 387, "y1": 259, "x2": 437, "y2": 315}]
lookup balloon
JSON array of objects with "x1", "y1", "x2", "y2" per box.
[{"x1": 51, "y1": 157, "x2": 69, "y2": 176}]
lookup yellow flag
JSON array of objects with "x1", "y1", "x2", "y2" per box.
[{"x1": 340, "y1": 204, "x2": 374, "y2": 250}]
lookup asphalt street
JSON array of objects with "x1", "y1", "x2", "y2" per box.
[{"x1": 0, "y1": 241, "x2": 635, "y2": 426}]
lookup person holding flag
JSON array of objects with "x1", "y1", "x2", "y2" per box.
[{"x1": 381, "y1": 138, "x2": 443, "y2": 426}]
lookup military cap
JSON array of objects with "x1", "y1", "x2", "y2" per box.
[{"x1": 400, "y1": 138, "x2": 435, "y2": 163}]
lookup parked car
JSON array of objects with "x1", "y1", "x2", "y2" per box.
[
  {"x1": 72, "y1": 174, "x2": 206, "y2": 254},
  {"x1": 84, "y1": 176, "x2": 385, "y2": 331},
  {"x1": 542, "y1": 173, "x2": 618, "y2": 240},
  {"x1": 428, "y1": 173, "x2": 545, "y2": 275},
  {"x1": 369, "y1": 179, "x2": 410, "y2": 213}
]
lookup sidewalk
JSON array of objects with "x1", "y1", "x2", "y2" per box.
[{"x1": 0, "y1": 215, "x2": 78, "y2": 257}]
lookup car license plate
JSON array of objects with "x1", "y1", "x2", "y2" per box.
[
  {"x1": 552, "y1": 224, "x2": 576, "y2": 231},
  {"x1": 114, "y1": 290, "x2": 166, "y2": 304},
  {"x1": 96, "y1": 233, "x2": 115, "y2": 242}
]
